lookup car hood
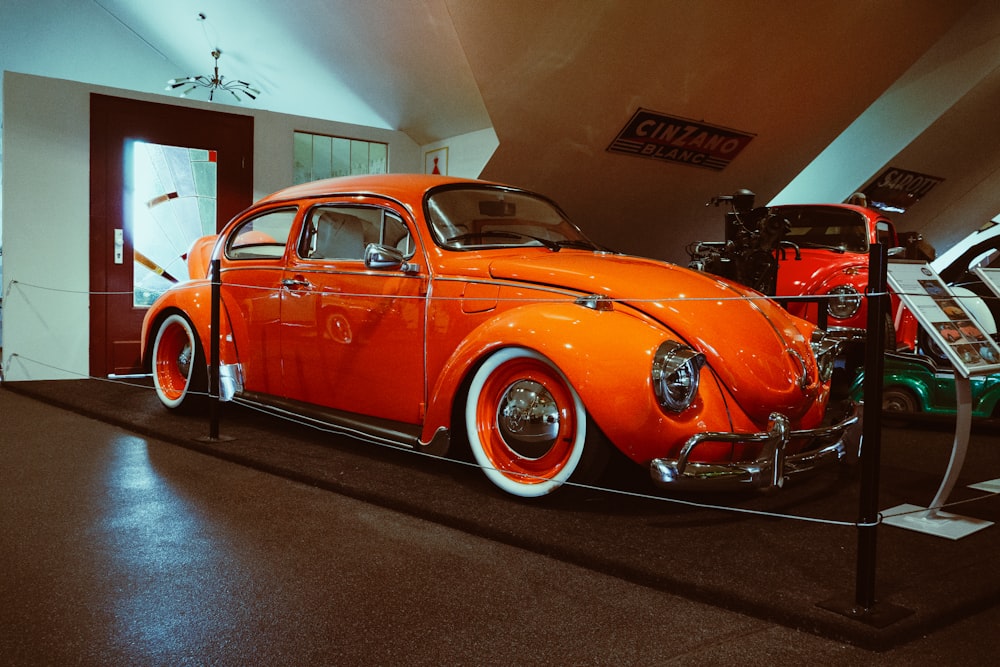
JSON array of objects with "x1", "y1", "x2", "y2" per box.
[
  {"x1": 488, "y1": 252, "x2": 822, "y2": 422},
  {"x1": 776, "y1": 249, "x2": 867, "y2": 294}
]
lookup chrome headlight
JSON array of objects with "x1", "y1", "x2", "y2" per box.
[
  {"x1": 810, "y1": 330, "x2": 842, "y2": 383},
  {"x1": 652, "y1": 340, "x2": 706, "y2": 412},
  {"x1": 826, "y1": 285, "x2": 862, "y2": 320}
]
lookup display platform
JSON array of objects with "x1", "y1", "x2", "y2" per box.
[{"x1": 5, "y1": 378, "x2": 1000, "y2": 651}]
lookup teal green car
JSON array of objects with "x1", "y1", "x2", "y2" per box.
[{"x1": 851, "y1": 352, "x2": 1000, "y2": 418}]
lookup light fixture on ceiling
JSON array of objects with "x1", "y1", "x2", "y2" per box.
[{"x1": 166, "y1": 47, "x2": 260, "y2": 102}]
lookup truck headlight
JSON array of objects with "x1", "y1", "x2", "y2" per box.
[
  {"x1": 826, "y1": 285, "x2": 862, "y2": 320},
  {"x1": 652, "y1": 340, "x2": 705, "y2": 412}
]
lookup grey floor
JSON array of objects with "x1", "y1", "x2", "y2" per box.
[{"x1": 2, "y1": 387, "x2": 1000, "y2": 666}]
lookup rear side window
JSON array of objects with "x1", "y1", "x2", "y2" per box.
[{"x1": 226, "y1": 208, "x2": 298, "y2": 260}]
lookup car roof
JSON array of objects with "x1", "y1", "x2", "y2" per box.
[
  {"x1": 770, "y1": 203, "x2": 882, "y2": 218},
  {"x1": 930, "y1": 220, "x2": 1000, "y2": 282},
  {"x1": 256, "y1": 173, "x2": 502, "y2": 206}
]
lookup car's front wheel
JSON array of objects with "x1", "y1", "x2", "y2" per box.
[
  {"x1": 465, "y1": 347, "x2": 608, "y2": 497},
  {"x1": 152, "y1": 313, "x2": 206, "y2": 410}
]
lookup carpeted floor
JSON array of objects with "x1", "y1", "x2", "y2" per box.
[{"x1": 5, "y1": 377, "x2": 1000, "y2": 650}]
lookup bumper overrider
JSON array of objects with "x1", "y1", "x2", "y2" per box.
[{"x1": 649, "y1": 401, "x2": 862, "y2": 491}]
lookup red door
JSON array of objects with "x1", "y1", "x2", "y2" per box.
[
  {"x1": 279, "y1": 200, "x2": 427, "y2": 424},
  {"x1": 89, "y1": 94, "x2": 253, "y2": 377}
]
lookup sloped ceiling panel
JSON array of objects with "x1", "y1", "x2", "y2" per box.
[{"x1": 447, "y1": 0, "x2": 978, "y2": 261}]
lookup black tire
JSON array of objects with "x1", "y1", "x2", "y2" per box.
[{"x1": 882, "y1": 387, "x2": 918, "y2": 414}]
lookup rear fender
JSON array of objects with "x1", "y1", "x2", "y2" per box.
[
  {"x1": 422, "y1": 303, "x2": 740, "y2": 463},
  {"x1": 141, "y1": 283, "x2": 239, "y2": 370},
  {"x1": 186, "y1": 235, "x2": 220, "y2": 281}
]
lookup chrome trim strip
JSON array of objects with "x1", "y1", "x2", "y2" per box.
[{"x1": 433, "y1": 274, "x2": 581, "y2": 300}]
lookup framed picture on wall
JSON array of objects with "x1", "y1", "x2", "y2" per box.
[{"x1": 424, "y1": 147, "x2": 448, "y2": 175}]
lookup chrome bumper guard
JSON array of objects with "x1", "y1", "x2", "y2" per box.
[
  {"x1": 649, "y1": 401, "x2": 862, "y2": 491},
  {"x1": 825, "y1": 326, "x2": 867, "y2": 342}
]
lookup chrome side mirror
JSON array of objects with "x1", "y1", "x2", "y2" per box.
[{"x1": 364, "y1": 243, "x2": 418, "y2": 273}]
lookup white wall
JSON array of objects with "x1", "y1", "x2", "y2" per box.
[
  {"x1": 1, "y1": 71, "x2": 425, "y2": 381},
  {"x1": 421, "y1": 128, "x2": 498, "y2": 179}
]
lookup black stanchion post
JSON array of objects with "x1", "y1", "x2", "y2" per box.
[
  {"x1": 856, "y1": 242, "x2": 887, "y2": 611},
  {"x1": 207, "y1": 257, "x2": 222, "y2": 441},
  {"x1": 818, "y1": 243, "x2": 910, "y2": 626}
]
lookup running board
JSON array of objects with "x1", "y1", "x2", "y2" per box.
[{"x1": 233, "y1": 391, "x2": 449, "y2": 454}]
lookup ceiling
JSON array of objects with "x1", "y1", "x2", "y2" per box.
[{"x1": 2, "y1": 0, "x2": 999, "y2": 262}]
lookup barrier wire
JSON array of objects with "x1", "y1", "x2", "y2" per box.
[
  {"x1": 9, "y1": 349, "x2": 1000, "y2": 530},
  {"x1": 19, "y1": 276, "x2": 1000, "y2": 305},
  {"x1": 5, "y1": 351, "x2": 889, "y2": 527},
  {"x1": 6, "y1": 277, "x2": 900, "y2": 303},
  {"x1": 4, "y1": 278, "x2": 999, "y2": 533}
]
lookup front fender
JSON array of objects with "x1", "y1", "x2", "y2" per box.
[
  {"x1": 422, "y1": 302, "x2": 744, "y2": 463},
  {"x1": 788, "y1": 272, "x2": 869, "y2": 330}
]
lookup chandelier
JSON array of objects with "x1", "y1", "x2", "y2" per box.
[{"x1": 166, "y1": 48, "x2": 260, "y2": 102}]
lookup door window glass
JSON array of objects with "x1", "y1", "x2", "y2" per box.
[{"x1": 130, "y1": 141, "x2": 218, "y2": 306}]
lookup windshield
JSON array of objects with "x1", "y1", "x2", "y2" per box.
[
  {"x1": 426, "y1": 186, "x2": 598, "y2": 251},
  {"x1": 778, "y1": 206, "x2": 869, "y2": 253}
]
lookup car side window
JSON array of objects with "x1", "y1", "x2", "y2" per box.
[
  {"x1": 876, "y1": 220, "x2": 895, "y2": 247},
  {"x1": 226, "y1": 208, "x2": 297, "y2": 260},
  {"x1": 382, "y1": 212, "x2": 413, "y2": 257},
  {"x1": 300, "y1": 205, "x2": 412, "y2": 260}
]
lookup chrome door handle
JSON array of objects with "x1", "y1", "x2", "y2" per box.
[{"x1": 281, "y1": 278, "x2": 311, "y2": 288}]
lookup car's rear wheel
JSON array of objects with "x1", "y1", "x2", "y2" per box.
[
  {"x1": 465, "y1": 347, "x2": 607, "y2": 497},
  {"x1": 152, "y1": 313, "x2": 206, "y2": 410},
  {"x1": 882, "y1": 387, "x2": 918, "y2": 413}
]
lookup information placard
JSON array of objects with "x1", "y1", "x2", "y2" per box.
[{"x1": 887, "y1": 260, "x2": 1000, "y2": 377}]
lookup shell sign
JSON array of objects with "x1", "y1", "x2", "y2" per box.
[{"x1": 608, "y1": 108, "x2": 755, "y2": 171}]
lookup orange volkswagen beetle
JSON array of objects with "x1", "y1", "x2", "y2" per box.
[{"x1": 142, "y1": 174, "x2": 858, "y2": 497}]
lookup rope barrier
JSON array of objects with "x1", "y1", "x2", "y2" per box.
[
  {"x1": 879, "y1": 490, "x2": 1000, "y2": 520},
  {"x1": 4, "y1": 350, "x2": 909, "y2": 529},
  {"x1": 8, "y1": 280, "x2": 135, "y2": 296},
  {"x1": 7, "y1": 278, "x2": 897, "y2": 303},
  {"x1": 4, "y1": 279, "x2": 999, "y2": 531},
  {"x1": 13, "y1": 276, "x2": 1000, "y2": 306}
]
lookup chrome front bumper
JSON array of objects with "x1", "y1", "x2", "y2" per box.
[{"x1": 649, "y1": 402, "x2": 862, "y2": 491}]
